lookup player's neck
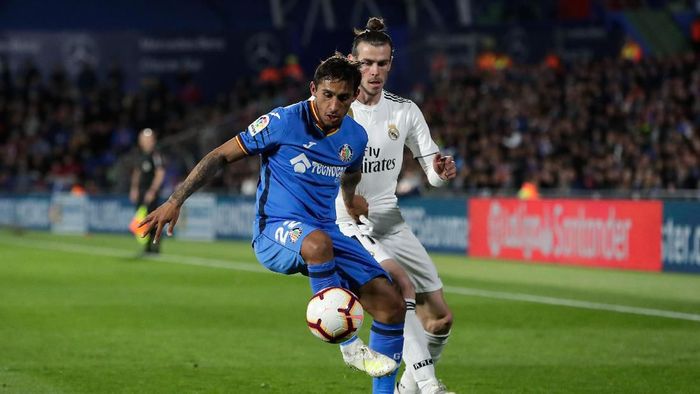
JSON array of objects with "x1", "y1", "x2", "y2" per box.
[{"x1": 356, "y1": 90, "x2": 382, "y2": 106}]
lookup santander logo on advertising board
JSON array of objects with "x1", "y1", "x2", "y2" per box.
[
  {"x1": 470, "y1": 198, "x2": 663, "y2": 271},
  {"x1": 487, "y1": 202, "x2": 632, "y2": 261}
]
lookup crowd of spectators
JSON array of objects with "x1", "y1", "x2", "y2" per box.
[
  {"x1": 419, "y1": 51, "x2": 700, "y2": 196},
  {"x1": 1, "y1": 50, "x2": 698, "y2": 198},
  {"x1": 0, "y1": 60, "x2": 204, "y2": 194}
]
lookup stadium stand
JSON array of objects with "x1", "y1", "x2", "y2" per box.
[{"x1": 1, "y1": 51, "x2": 698, "y2": 197}]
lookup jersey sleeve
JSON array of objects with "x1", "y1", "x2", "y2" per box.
[
  {"x1": 347, "y1": 125, "x2": 368, "y2": 173},
  {"x1": 235, "y1": 109, "x2": 287, "y2": 155},
  {"x1": 404, "y1": 101, "x2": 440, "y2": 159}
]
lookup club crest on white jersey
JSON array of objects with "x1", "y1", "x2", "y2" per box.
[{"x1": 388, "y1": 124, "x2": 400, "y2": 140}]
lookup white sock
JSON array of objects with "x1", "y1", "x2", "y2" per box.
[
  {"x1": 425, "y1": 330, "x2": 451, "y2": 363},
  {"x1": 399, "y1": 299, "x2": 436, "y2": 392}
]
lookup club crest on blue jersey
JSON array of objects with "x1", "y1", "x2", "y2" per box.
[
  {"x1": 338, "y1": 144, "x2": 353, "y2": 162},
  {"x1": 289, "y1": 227, "x2": 303, "y2": 243},
  {"x1": 248, "y1": 115, "x2": 270, "y2": 137}
]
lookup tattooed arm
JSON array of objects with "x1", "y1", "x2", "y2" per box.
[
  {"x1": 167, "y1": 153, "x2": 222, "y2": 206},
  {"x1": 169, "y1": 135, "x2": 248, "y2": 206},
  {"x1": 138, "y1": 136, "x2": 248, "y2": 241}
]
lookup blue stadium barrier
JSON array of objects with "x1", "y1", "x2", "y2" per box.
[
  {"x1": 0, "y1": 194, "x2": 469, "y2": 254},
  {"x1": 662, "y1": 201, "x2": 700, "y2": 273},
  {"x1": 87, "y1": 195, "x2": 133, "y2": 234},
  {"x1": 398, "y1": 197, "x2": 468, "y2": 254},
  {"x1": 0, "y1": 195, "x2": 51, "y2": 231},
  {"x1": 215, "y1": 195, "x2": 256, "y2": 241},
  {"x1": 9, "y1": 193, "x2": 700, "y2": 275}
]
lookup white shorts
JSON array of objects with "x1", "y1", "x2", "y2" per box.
[{"x1": 338, "y1": 222, "x2": 443, "y2": 294}]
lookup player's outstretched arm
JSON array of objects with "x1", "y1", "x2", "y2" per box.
[{"x1": 138, "y1": 136, "x2": 247, "y2": 242}]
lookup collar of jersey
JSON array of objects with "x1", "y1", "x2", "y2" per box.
[{"x1": 308, "y1": 100, "x2": 340, "y2": 137}]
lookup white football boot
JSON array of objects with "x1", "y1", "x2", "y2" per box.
[
  {"x1": 395, "y1": 378, "x2": 455, "y2": 394},
  {"x1": 423, "y1": 380, "x2": 456, "y2": 394},
  {"x1": 341, "y1": 338, "x2": 398, "y2": 378}
]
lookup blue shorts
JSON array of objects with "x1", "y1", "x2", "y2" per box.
[{"x1": 253, "y1": 218, "x2": 389, "y2": 292}]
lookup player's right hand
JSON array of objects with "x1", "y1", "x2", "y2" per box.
[
  {"x1": 346, "y1": 194, "x2": 369, "y2": 222},
  {"x1": 137, "y1": 200, "x2": 181, "y2": 243}
]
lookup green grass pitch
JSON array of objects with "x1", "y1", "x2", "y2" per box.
[{"x1": 1, "y1": 230, "x2": 699, "y2": 393}]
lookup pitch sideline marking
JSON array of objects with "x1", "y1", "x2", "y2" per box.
[
  {"x1": 2, "y1": 236, "x2": 699, "y2": 323},
  {"x1": 442, "y1": 286, "x2": 700, "y2": 322},
  {"x1": 0, "y1": 236, "x2": 267, "y2": 273}
]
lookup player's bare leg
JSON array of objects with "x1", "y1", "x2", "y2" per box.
[
  {"x1": 381, "y1": 260, "x2": 453, "y2": 393},
  {"x1": 300, "y1": 230, "x2": 334, "y2": 264},
  {"x1": 302, "y1": 231, "x2": 400, "y2": 379},
  {"x1": 341, "y1": 276, "x2": 404, "y2": 378},
  {"x1": 396, "y1": 289, "x2": 454, "y2": 393},
  {"x1": 352, "y1": 276, "x2": 406, "y2": 391},
  {"x1": 357, "y1": 271, "x2": 406, "y2": 324},
  {"x1": 301, "y1": 230, "x2": 343, "y2": 294},
  {"x1": 416, "y1": 289, "x2": 453, "y2": 362}
]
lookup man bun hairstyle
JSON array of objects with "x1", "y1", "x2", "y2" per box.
[
  {"x1": 314, "y1": 52, "x2": 362, "y2": 92},
  {"x1": 352, "y1": 17, "x2": 393, "y2": 56}
]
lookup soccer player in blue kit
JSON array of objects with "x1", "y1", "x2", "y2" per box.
[{"x1": 139, "y1": 54, "x2": 405, "y2": 393}]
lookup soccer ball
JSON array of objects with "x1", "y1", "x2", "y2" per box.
[{"x1": 306, "y1": 287, "x2": 364, "y2": 343}]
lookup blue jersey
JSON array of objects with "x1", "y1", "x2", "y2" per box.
[{"x1": 235, "y1": 100, "x2": 368, "y2": 235}]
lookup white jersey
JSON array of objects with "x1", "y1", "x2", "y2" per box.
[{"x1": 335, "y1": 90, "x2": 440, "y2": 234}]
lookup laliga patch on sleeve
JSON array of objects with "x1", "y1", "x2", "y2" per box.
[{"x1": 248, "y1": 115, "x2": 270, "y2": 137}]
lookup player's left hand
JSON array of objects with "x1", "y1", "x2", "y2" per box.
[
  {"x1": 345, "y1": 194, "x2": 368, "y2": 222},
  {"x1": 433, "y1": 152, "x2": 457, "y2": 181},
  {"x1": 137, "y1": 200, "x2": 181, "y2": 243}
]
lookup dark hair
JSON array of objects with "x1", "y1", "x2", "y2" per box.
[
  {"x1": 351, "y1": 17, "x2": 393, "y2": 56},
  {"x1": 313, "y1": 52, "x2": 361, "y2": 92}
]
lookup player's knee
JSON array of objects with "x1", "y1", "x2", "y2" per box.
[
  {"x1": 426, "y1": 310, "x2": 453, "y2": 335},
  {"x1": 301, "y1": 230, "x2": 333, "y2": 263}
]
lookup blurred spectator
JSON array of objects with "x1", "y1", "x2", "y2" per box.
[
  {"x1": 282, "y1": 55, "x2": 304, "y2": 82},
  {"x1": 177, "y1": 71, "x2": 203, "y2": 106}
]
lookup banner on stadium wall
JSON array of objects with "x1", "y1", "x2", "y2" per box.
[
  {"x1": 176, "y1": 194, "x2": 217, "y2": 241},
  {"x1": 0, "y1": 197, "x2": 16, "y2": 227},
  {"x1": 662, "y1": 201, "x2": 700, "y2": 273},
  {"x1": 399, "y1": 197, "x2": 468, "y2": 254},
  {"x1": 0, "y1": 31, "x2": 287, "y2": 100},
  {"x1": 87, "y1": 196, "x2": 135, "y2": 233},
  {"x1": 13, "y1": 196, "x2": 51, "y2": 231},
  {"x1": 50, "y1": 193, "x2": 88, "y2": 235},
  {"x1": 215, "y1": 196, "x2": 256, "y2": 240},
  {"x1": 469, "y1": 198, "x2": 663, "y2": 271}
]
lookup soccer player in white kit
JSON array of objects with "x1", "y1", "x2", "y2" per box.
[{"x1": 335, "y1": 17, "x2": 457, "y2": 394}]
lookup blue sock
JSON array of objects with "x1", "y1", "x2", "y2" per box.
[
  {"x1": 307, "y1": 260, "x2": 341, "y2": 294},
  {"x1": 369, "y1": 321, "x2": 404, "y2": 394}
]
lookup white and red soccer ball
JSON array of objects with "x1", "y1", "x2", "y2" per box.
[{"x1": 306, "y1": 287, "x2": 364, "y2": 343}]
